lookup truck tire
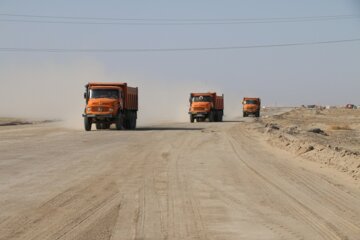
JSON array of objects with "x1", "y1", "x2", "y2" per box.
[
  {"x1": 132, "y1": 116, "x2": 137, "y2": 129},
  {"x1": 190, "y1": 115, "x2": 194, "y2": 123},
  {"x1": 131, "y1": 112, "x2": 135, "y2": 129},
  {"x1": 124, "y1": 111, "x2": 131, "y2": 130},
  {"x1": 115, "y1": 113, "x2": 123, "y2": 130},
  {"x1": 124, "y1": 118, "x2": 129, "y2": 129},
  {"x1": 219, "y1": 111, "x2": 223, "y2": 122},
  {"x1": 243, "y1": 112, "x2": 247, "y2": 118},
  {"x1": 130, "y1": 112, "x2": 137, "y2": 129},
  {"x1": 209, "y1": 111, "x2": 215, "y2": 122},
  {"x1": 214, "y1": 111, "x2": 219, "y2": 122},
  {"x1": 84, "y1": 117, "x2": 92, "y2": 131},
  {"x1": 255, "y1": 111, "x2": 260, "y2": 117}
]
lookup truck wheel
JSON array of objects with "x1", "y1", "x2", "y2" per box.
[
  {"x1": 131, "y1": 116, "x2": 137, "y2": 129},
  {"x1": 123, "y1": 119, "x2": 128, "y2": 129},
  {"x1": 219, "y1": 111, "x2": 223, "y2": 122},
  {"x1": 125, "y1": 112, "x2": 131, "y2": 130},
  {"x1": 209, "y1": 111, "x2": 215, "y2": 122},
  {"x1": 130, "y1": 112, "x2": 136, "y2": 129},
  {"x1": 130, "y1": 112, "x2": 134, "y2": 129},
  {"x1": 214, "y1": 111, "x2": 218, "y2": 122},
  {"x1": 243, "y1": 112, "x2": 247, "y2": 118},
  {"x1": 133, "y1": 112, "x2": 137, "y2": 129},
  {"x1": 115, "y1": 113, "x2": 123, "y2": 130},
  {"x1": 124, "y1": 111, "x2": 131, "y2": 129},
  {"x1": 255, "y1": 111, "x2": 260, "y2": 117},
  {"x1": 190, "y1": 115, "x2": 194, "y2": 123},
  {"x1": 84, "y1": 117, "x2": 92, "y2": 131}
]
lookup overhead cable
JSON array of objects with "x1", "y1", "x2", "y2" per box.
[{"x1": 0, "y1": 38, "x2": 359, "y2": 53}]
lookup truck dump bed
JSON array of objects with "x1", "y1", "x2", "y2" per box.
[
  {"x1": 214, "y1": 95, "x2": 224, "y2": 110},
  {"x1": 190, "y1": 92, "x2": 224, "y2": 110},
  {"x1": 125, "y1": 86, "x2": 138, "y2": 110}
]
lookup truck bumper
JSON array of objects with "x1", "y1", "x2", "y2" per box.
[
  {"x1": 189, "y1": 112, "x2": 208, "y2": 118},
  {"x1": 244, "y1": 110, "x2": 259, "y2": 114},
  {"x1": 82, "y1": 114, "x2": 113, "y2": 118}
]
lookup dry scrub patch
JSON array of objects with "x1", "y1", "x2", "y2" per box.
[{"x1": 259, "y1": 108, "x2": 360, "y2": 180}]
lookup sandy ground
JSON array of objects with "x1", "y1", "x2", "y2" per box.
[
  {"x1": 259, "y1": 108, "x2": 360, "y2": 180},
  {"x1": 0, "y1": 109, "x2": 360, "y2": 240}
]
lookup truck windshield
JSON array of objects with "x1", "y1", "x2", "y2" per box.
[
  {"x1": 90, "y1": 89, "x2": 119, "y2": 99},
  {"x1": 192, "y1": 96, "x2": 212, "y2": 102},
  {"x1": 245, "y1": 100, "x2": 258, "y2": 104}
]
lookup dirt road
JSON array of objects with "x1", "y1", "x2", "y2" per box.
[{"x1": 1, "y1": 113, "x2": 360, "y2": 240}]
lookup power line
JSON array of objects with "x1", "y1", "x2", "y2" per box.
[
  {"x1": 0, "y1": 15, "x2": 358, "y2": 25},
  {"x1": 0, "y1": 38, "x2": 359, "y2": 53},
  {"x1": 0, "y1": 13, "x2": 359, "y2": 22}
]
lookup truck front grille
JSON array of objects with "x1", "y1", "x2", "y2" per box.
[{"x1": 92, "y1": 107, "x2": 109, "y2": 112}]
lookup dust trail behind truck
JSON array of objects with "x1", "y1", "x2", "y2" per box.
[
  {"x1": 189, "y1": 92, "x2": 224, "y2": 122},
  {"x1": 82, "y1": 82, "x2": 138, "y2": 131}
]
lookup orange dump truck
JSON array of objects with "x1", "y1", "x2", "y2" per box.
[
  {"x1": 242, "y1": 97, "x2": 261, "y2": 117},
  {"x1": 189, "y1": 92, "x2": 224, "y2": 122},
  {"x1": 82, "y1": 82, "x2": 138, "y2": 131}
]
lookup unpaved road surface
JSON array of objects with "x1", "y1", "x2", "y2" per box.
[{"x1": 1, "y1": 112, "x2": 360, "y2": 239}]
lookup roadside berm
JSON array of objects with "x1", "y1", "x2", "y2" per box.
[{"x1": 259, "y1": 108, "x2": 360, "y2": 180}]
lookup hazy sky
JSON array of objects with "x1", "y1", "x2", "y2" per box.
[{"x1": 0, "y1": 0, "x2": 359, "y2": 124}]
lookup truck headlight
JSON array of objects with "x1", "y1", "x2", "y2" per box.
[{"x1": 109, "y1": 108, "x2": 114, "y2": 112}]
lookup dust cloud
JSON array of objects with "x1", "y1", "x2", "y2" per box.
[
  {"x1": 0, "y1": 60, "x2": 230, "y2": 129},
  {"x1": 0, "y1": 60, "x2": 105, "y2": 129}
]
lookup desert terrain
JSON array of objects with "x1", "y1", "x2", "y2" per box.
[
  {"x1": 260, "y1": 107, "x2": 360, "y2": 180},
  {"x1": 0, "y1": 108, "x2": 360, "y2": 240}
]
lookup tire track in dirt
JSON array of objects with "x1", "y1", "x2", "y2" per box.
[
  {"x1": 0, "y1": 176, "x2": 121, "y2": 240},
  {"x1": 1, "y1": 118, "x2": 360, "y2": 240},
  {"x1": 227, "y1": 130, "x2": 354, "y2": 240},
  {"x1": 0, "y1": 143, "x2": 149, "y2": 240},
  {"x1": 229, "y1": 125, "x2": 360, "y2": 235},
  {"x1": 186, "y1": 130, "x2": 305, "y2": 239},
  {"x1": 110, "y1": 130, "x2": 209, "y2": 240}
]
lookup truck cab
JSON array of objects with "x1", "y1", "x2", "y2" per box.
[
  {"x1": 85, "y1": 86, "x2": 122, "y2": 118},
  {"x1": 243, "y1": 97, "x2": 261, "y2": 117}
]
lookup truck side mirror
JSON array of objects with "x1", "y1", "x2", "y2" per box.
[
  {"x1": 84, "y1": 92, "x2": 87, "y2": 99},
  {"x1": 189, "y1": 97, "x2": 192, "y2": 103}
]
